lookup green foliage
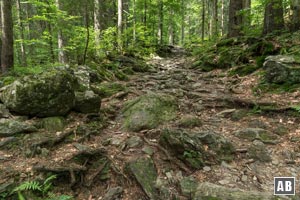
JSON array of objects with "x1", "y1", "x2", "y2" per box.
[{"x1": 11, "y1": 175, "x2": 74, "y2": 200}]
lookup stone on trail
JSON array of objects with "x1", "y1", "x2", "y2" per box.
[
  {"x1": 0, "y1": 118, "x2": 37, "y2": 136},
  {"x1": 39, "y1": 117, "x2": 66, "y2": 132},
  {"x1": 121, "y1": 93, "x2": 177, "y2": 132},
  {"x1": 194, "y1": 182, "x2": 276, "y2": 200},
  {"x1": 234, "y1": 128, "x2": 279, "y2": 144},
  {"x1": 263, "y1": 55, "x2": 300, "y2": 84},
  {"x1": 0, "y1": 69, "x2": 77, "y2": 117},
  {"x1": 159, "y1": 129, "x2": 235, "y2": 169},
  {"x1": 247, "y1": 140, "x2": 272, "y2": 162},
  {"x1": 74, "y1": 90, "x2": 101, "y2": 113},
  {"x1": 126, "y1": 157, "x2": 158, "y2": 199}
]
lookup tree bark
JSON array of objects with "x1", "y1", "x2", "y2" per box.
[
  {"x1": 158, "y1": 0, "x2": 163, "y2": 45},
  {"x1": 94, "y1": 0, "x2": 101, "y2": 56},
  {"x1": 228, "y1": 0, "x2": 244, "y2": 37},
  {"x1": 1, "y1": 0, "x2": 14, "y2": 73},
  {"x1": 16, "y1": 0, "x2": 27, "y2": 67},
  {"x1": 263, "y1": 0, "x2": 284, "y2": 34},
  {"x1": 56, "y1": 0, "x2": 67, "y2": 64},
  {"x1": 201, "y1": 0, "x2": 205, "y2": 41},
  {"x1": 291, "y1": 0, "x2": 300, "y2": 31},
  {"x1": 117, "y1": 0, "x2": 122, "y2": 51},
  {"x1": 181, "y1": 0, "x2": 185, "y2": 45}
]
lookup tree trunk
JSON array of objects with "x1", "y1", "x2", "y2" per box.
[
  {"x1": 133, "y1": 0, "x2": 136, "y2": 44},
  {"x1": 168, "y1": 9, "x2": 174, "y2": 45},
  {"x1": 1, "y1": 0, "x2": 14, "y2": 73},
  {"x1": 228, "y1": 0, "x2": 244, "y2": 37},
  {"x1": 243, "y1": 0, "x2": 251, "y2": 29},
  {"x1": 263, "y1": 0, "x2": 284, "y2": 34},
  {"x1": 211, "y1": 0, "x2": 218, "y2": 39},
  {"x1": 181, "y1": 0, "x2": 185, "y2": 45},
  {"x1": 201, "y1": 0, "x2": 205, "y2": 41},
  {"x1": 83, "y1": 3, "x2": 90, "y2": 65},
  {"x1": 16, "y1": 0, "x2": 27, "y2": 67},
  {"x1": 291, "y1": 0, "x2": 300, "y2": 31},
  {"x1": 94, "y1": 0, "x2": 101, "y2": 56},
  {"x1": 158, "y1": 0, "x2": 163, "y2": 45},
  {"x1": 56, "y1": 0, "x2": 67, "y2": 64},
  {"x1": 117, "y1": 0, "x2": 122, "y2": 51},
  {"x1": 221, "y1": 0, "x2": 225, "y2": 36}
]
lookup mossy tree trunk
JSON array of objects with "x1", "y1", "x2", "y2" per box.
[
  {"x1": 1, "y1": 0, "x2": 14, "y2": 73},
  {"x1": 263, "y1": 0, "x2": 285, "y2": 34}
]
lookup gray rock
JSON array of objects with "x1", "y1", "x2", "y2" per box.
[
  {"x1": 263, "y1": 55, "x2": 300, "y2": 84},
  {"x1": 180, "y1": 176, "x2": 198, "y2": 197},
  {"x1": 125, "y1": 136, "x2": 143, "y2": 149},
  {"x1": 234, "y1": 128, "x2": 278, "y2": 143},
  {"x1": 0, "y1": 119, "x2": 37, "y2": 136},
  {"x1": 121, "y1": 93, "x2": 177, "y2": 132},
  {"x1": 0, "y1": 104, "x2": 10, "y2": 118},
  {"x1": 0, "y1": 69, "x2": 77, "y2": 117},
  {"x1": 103, "y1": 187, "x2": 123, "y2": 200},
  {"x1": 159, "y1": 129, "x2": 235, "y2": 169},
  {"x1": 194, "y1": 182, "x2": 277, "y2": 200},
  {"x1": 126, "y1": 157, "x2": 158, "y2": 199},
  {"x1": 39, "y1": 117, "x2": 65, "y2": 132},
  {"x1": 142, "y1": 146, "x2": 154, "y2": 156},
  {"x1": 247, "y1": 140, "x2": 272, "y2": 162},
  {"x1": 74, "y1": 90, "x2": 101, "y2": 113}
]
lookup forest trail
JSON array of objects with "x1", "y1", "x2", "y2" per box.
[{"x1": 1, "y1": 48, "x2": 300, "y2": 200}]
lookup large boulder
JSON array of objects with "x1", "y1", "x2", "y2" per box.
[
  {"x1": 263, "y1": 55, "x2": 300, "y2": 84},
  {"x1": 121, "y1": 93, "x2": 177, "y2": 132},
  {"x1": 159, "y1": 129, "x2": 235, "y2": 169},
  {"x1": 0, "y1": 69, "x2": 77, "y2": 117}
]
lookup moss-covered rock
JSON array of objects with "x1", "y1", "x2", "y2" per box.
[
  {"x1": 0, "y1": 118, "x2": 37, "y2": 136},
  {"x1": 121, "y1": 93, "x2": 177, "y2": 132},
  {"x1": 39, "y1": 117, "x2": 66, "y2": 132},
  {"x1": 91, "y1": 82, "x2": 127, "y2": 98},
  {"x1": 74, "y1": 90, "x2": 101, "y2": 113},
  {"x1": 126, "y1": 157, "x2": 158, "y2": 199},
  {"x1": 159, "y1": 129, "x2": 235, "y2": 169},
  {"x1": 0, "y1": 69, "x2": 77, "y2": 117},
  {"x1": 177, "y1": 115, "x2": 202, "y2": 128},
  {"x1": 194, "y1": 182, "x2": 275, "y2": 200}
]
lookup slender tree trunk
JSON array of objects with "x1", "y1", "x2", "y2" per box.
[
  {"x1": 16, "y1": 0, "x2": 27, "y2": 67},
  {"x1": 228, "y1": 0, "x2": 244, "y2": 37},
  {"x1": 117, "y1": 0, "x2": 122, "y2": 51},
  {"x1": 56, "y1": 0, "x2": 67, "y2": 64},
  {"x1": 263, "y1": 0, "x2": 284, "y2": 34},
  {"x1": 1, "y1": 0, "x2": 14, "y2": 73},
  {"x1": 243, "y1": 0, "x2": 251, "y2": 29},
  {"x1": 158, "y1": 0, "x2": 163, "y2": 45},
  {"x1": 221, "y1": 0, "x2": 225, "y2": 36},
  {"x1": 211, "y1": 0, "x2": 218, "y2": 39},
  {"x1": 133, "y1": 0, "x2": 136, "y2": 44},
  {"x1": 291, "y1": 0, "x2": 300, "y2": 31},
  {"x1": 83, "y1": 3, "x2": 90, "y2": 65},
  {"x1": 168, "y1": 9, "x2": 174, "y2": 45},
  {"x1": 46, "y1": 2, "x2": 55, "y2": 63},
  {"x1": 94, "y1": 0, "x2": 101, "y2": 56},
  {"x1": 181, "y1": 0, "x2": 185, "y2": 45},
  {"x1": 201, "y1": 0, "x2": 205, "y2": 41}
]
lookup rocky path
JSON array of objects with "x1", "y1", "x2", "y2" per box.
[{"x1": 1, "y1": 48, "x2": 300, "y2": 200}]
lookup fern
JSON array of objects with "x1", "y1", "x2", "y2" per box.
[{"x1": 12, "y1": 181, "x2": 42, "y2": 193}]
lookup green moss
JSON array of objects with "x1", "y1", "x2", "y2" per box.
[
  {"x1": 92, "y1": 82, "x2": 127, "y2": 98},
  {"x1": 178, "y1": 116, "x2": 202, "y2": 128}
]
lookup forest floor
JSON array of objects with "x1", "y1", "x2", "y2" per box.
[{"x1": 1, "y1": 47, "x2": 300, "y2": 199}]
